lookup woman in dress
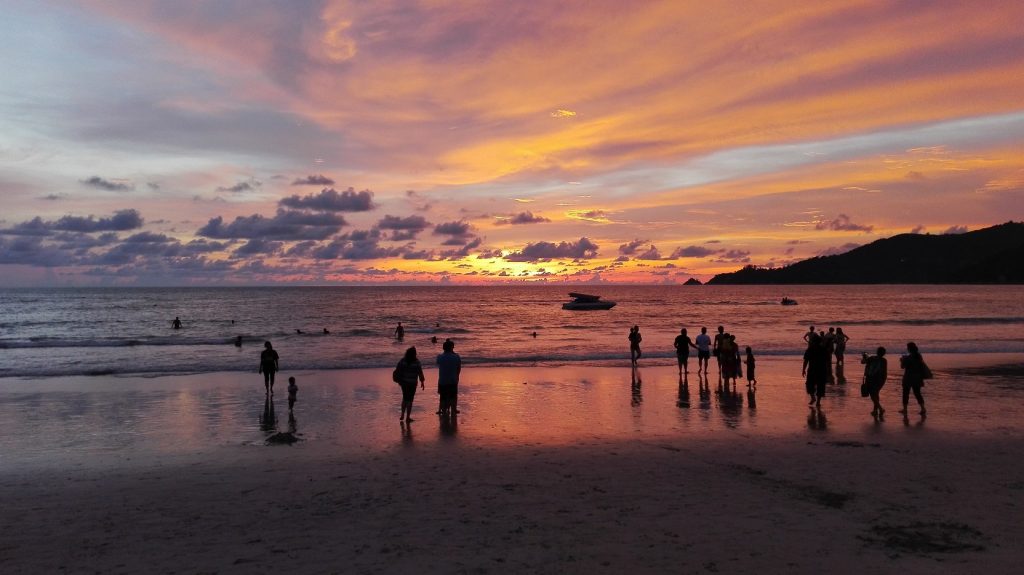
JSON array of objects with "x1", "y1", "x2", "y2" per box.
[{"x1": 396, "y1": 346, "x2": 426, "y2": 422}]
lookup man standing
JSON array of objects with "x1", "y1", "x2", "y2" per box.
[
  {"x1": 695, "y1": 327, "x2": 712, "y2": 374},
  {"x1": 712, "y1": 325, "x2": 726, "y2": 375},
  {"x1": 436, "y1": 339, "x2": 462, "y2": 417}
]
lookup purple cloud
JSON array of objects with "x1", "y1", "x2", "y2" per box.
[{"x1": 279, "y1": 187, "x2": 375, "y2": 212}]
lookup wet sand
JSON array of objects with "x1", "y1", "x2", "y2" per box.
[{"x1": 1, "y1": 355, "x2": 1022, "y2": 573}]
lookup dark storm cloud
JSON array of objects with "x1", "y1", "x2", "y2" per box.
[
  {"x1": 279, "y1": 187, "x2": 375, "y2": 212},
  {"x1": 439, "y1": 237, "x2": 482, "y2": 260},
  {"x1": 81, "y1": 176, "x2": 133, "y2": 191},
  {"x1": 233, "y1": 239, "x2": 283, "y2": 257},
  {"x1": 670, "y1": 245, "x2": 716, "y2": 258},
  {"x1": 292, "y1": 174, "x2": 336, "y2": 186},
  {"x1": 814, "y1": 214, "x2": 873, "y2": 232},
  {"x1": 0, "y1": 236, "x2": 77, "y2": 266},
  {"x1": 1, "y1": 209, "x2": 144, "y2": 236},
  {"x1": 495, "y1": 211, "x2": 551, "y2": 225},
  {"x1": 713, "y1": 249, "x2": 752, "y2": 263},
  {"x1": 618, "y1": 238, "x2": 648, "y2": 255},
  {"x1": 376, "y1": 215, "x2": 430, "y2": 241},
  {"x1": 310, "y1": 228, "x2": 408, "y2": 260},
  {"x1": 197, "y1": 209, "x2": 346, "y2": 240},
  {"x1": 432, "y1": 220, "x2": 477, "y2": 246},
  {"x1": 504, "y1": 237, "x2": 599, "y2": 262},
  {"x1": 636, "y1": 245, "x2": 663, "y2": 260}
]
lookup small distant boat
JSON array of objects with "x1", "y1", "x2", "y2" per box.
[
  {"x1": 780, "y1": 297, "x2": 799, "y2": 306},
  {"x1": 562, "y1": 292, "x2": 616, "y2": 310}
]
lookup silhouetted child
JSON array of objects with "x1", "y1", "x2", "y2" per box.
[
  {"x1": 287, "y1": 376, "x2": 298, "y2": 411},
  {"x1": 745, "y1": 346, "x2": 756, "y2": 385}
]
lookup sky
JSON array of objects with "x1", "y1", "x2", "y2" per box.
[{"x1": 2, "y1": 0, "x2": 1023, "y2": 286}]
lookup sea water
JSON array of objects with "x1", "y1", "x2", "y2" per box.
[{"x1": 1, "y1": 285, "x2": 1022, "y2": 378}]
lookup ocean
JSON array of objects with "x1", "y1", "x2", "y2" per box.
[{"x1": 1, "y1": 285, "x2": 1022, "y2": 378}]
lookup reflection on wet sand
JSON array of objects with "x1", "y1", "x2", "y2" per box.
[
  {"x1": 259, "y1": 395, "x2": 277, "y2": 432},
  {"x1": 631, "y1": 366, "x2": 642, "y2": 407},
  {"x1": 807, "y1": 407, "x2": 827, "y2": 431}
]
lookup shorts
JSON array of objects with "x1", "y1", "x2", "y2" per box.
[
  {"x1": 697, "y1": 350, "x2": 710, "y2": 360},
  {"x1": 676, "y1": 352, "x2": 689, "y2": 362},
  {"x1": 439, "y1": 384, "x2": 457, "y2": 401}
]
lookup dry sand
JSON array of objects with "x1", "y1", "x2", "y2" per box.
[{"x1": 1, "y1": 356, "x2": 1022, "y2": 574}]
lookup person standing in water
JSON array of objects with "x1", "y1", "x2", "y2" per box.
[
  {"x1": 745, "y1": 346, "x2": 757, "y2": 386},
  {"x1": 834, "y1": 328, "x2": 850, "y2": 366},
  {"x1": 899, "y1": 342, "x2": 929, "y2": 416},
  {"x1": 259, "y1": 341, "x2": 280, "y2": 394},
  {"x1": 862, "y1": 347, "x2": 887, "y2": 417},
  {"x1": 394, "y1": 322, "x2": 405, "y2": 341},
  {"x1": 628, "y1": 325, "x2": 643, "y2": 365},
  {"x1": 674, "y1": 328, "x2": 697, "y2": 376},
  {"x1": 802, "y1": 333, "x2": 828, "y2": 407},
  {"x1": 287, "y1": 376, "x2": 298, "y2": 412},
  {"x1": 395, "y1": 346, "x2": 425, "y2": 422},
  {"x1": 436, "y1": 339, "x2": 462, "y2": 417},
  {"x1": 712, "y1": 326, "x2": 726, "y2": 375},
  {"x1": 695, "y1": 327, "x2": 712, "y2": 374},
  {"x1": 172, "y1": 316, "x2": 182, "y2": 329}
]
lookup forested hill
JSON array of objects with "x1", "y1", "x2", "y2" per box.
[{"x1": 707, "y1": 222, "x2": 1024, "y2": 284}]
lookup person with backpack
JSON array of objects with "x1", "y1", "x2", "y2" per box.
[
  {"x1": 394, "y1": 347, "x2": 425, "y2": 422},
  {"x1": 899, "y1": 342, "x2": 930, "y2": 416},
  {"x1": 861, "y1": 347, "x2": 888, "y2": 417}
]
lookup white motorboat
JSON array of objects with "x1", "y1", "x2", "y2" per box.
[{"x1": 562, "y1": 292, "x2": 616, "y2": 310}]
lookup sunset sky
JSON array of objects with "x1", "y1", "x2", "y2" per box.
[{"x1": 2, "y1": 0, "x2": 1024, "y2": 286}]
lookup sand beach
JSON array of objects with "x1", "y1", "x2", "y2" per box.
[{"x1": 1, "y1": 354, "x2": 1023, "y2": 573}]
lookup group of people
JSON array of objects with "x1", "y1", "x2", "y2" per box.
[
  {"x1": 802, "y1": 325, "x2": 930, "y2": 417},
  {"x1": 631, "y1": 325, "x2": 757, "y2": 387},
  {"x1": 392, "y1": 338, "x2": 462, "y2": 422}
]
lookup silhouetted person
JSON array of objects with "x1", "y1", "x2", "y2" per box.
[
  {"x1": 834, "y1": 328, "x2": 850, "y2": 366},
  {"x1": 899, "y1": 342, "x2": 929, "y2": 416},
  {"x1": 719, "y1": 332, "x2": 739, "y2": 385},
  {"x1": 674, "y1": 328, "x2": 697, "y2": 376},
  {"x1": 531, "y1": 331, "x2": 537, "y2": 338},
  {"x1": 824, "y1": 327, "x2": 837, "y2": 383},
  {"x1": 396, "y1": 346, "x2": 425, "y2": 422},
  {"x1": 803, "y1": 325, "x2": 816, "y2": 343},
  {"x1": 235, "y1": 335, "x2": 242, "y2": 347},
  {"x1": 287, "y1": 376, "x2": 298, "y2": 412},
  {"x1": 295, "y1": 329, "x2": 303, "y2": 334},
  {"x1": 436, "y1": 339, "x2": 462, "y2": 417},
  {"x1": 259, "y1": 341, "x2": 279, "y2": 394},
  {"x1": 395, "y1": 322, "x2": 405, "y2": 340},
  {"x1": 712, "y1": 326, "x2": 725, "y2": 375},
  {"x1": 802, "y1": 334, "x2": 828, "y2": 407},
  {"x1": 628, "y1": 325, "x2": 642, "y2": 365},
  {"x1": 745, "y1": 346, "x2": 756, "y2": 385},
  {"x1": 172, "y1": 316, "x2": 182, "y2": 329},
  {"x1": 695, "y1": 327, "x2": 712, "y2": 373},
  {"x1": 862, "y1": 347, "x2": 888, "y2": 417},
  {"x1": 431, "y1": 335, "x2": 438, "y2": 344},
  {"x1": 323, "y1": 328, "x2": 330, "y2": 334}
]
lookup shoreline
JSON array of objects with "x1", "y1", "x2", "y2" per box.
[
  {"x1": 3, "y1": 350, "x2": 1023, "y2": 383},
  {"x1": 1, "y1": 355, "x2": 1022, "y2": 572}
]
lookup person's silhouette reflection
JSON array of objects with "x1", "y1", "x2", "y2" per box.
[
  {"x1": 697, "y1": 372, "x2": 711, "y2": 409},
  {"x1": 401, "y1": 420, "x2": 414, "y2": 446},
  {"x1": 260, "y1": 395, "x2": 277, "y2": 432},
  {"x1": 630, "y1": 366, "x2": 642, "y2": 406},
  {"x1": 439, "y1": 413, "x2": 458, "y2": 437},
  {"x1": 807, "y1": 406, "x2": 827, "y2": 431},
  {"x1": 746, "y1": 384, "x2": 757, "y2": 411},
  {"x1": 288, "y1": 410, "x2": 297, "y2": 435},
  {"x1": 677, "y1": 380, "x2": 690, "y2": 409},
  {"x1": 835, "y1": 362, "x2": 846, "y2": 384}
]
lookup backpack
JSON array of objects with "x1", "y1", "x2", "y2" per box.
[{"x1": 392, "y1": 360, "x2": 403, "y2": 384}]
